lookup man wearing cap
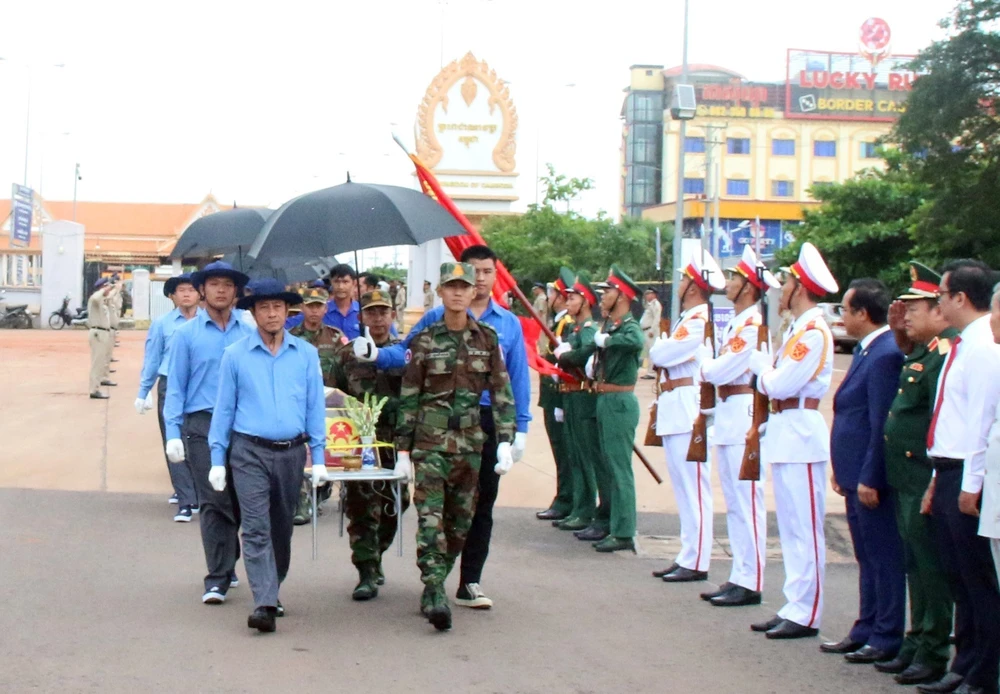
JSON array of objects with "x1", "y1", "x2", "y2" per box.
[
  {"x1": 209, "y1": 278, "x2": 326, "y2": 634},
  {"x1": 327, "y1": 289, "x2": 409, "y2": 601},
  {"x1": 395, "y1": 262, "x2": 516, "y2": 630},
  {"x1": 164, "y1": 261, "x2": 254, "y2": 601},
  {"x1": 823, "y1": 278, "x2": 906, "y2": 664},
  {"x1": 640, "y1": 288, "x2": 662, "y2": 379},
  {"x1": 135, "y1": 274, "x2": 202, "y2": 519},
  {"x1": 554, "y1": 270, "x2": 608, "y2": 538},
  {"x1": 108, "y1": 276, "x2": 123, "y2": 346},
  {"x1": 860, "y1": 263, "x2": 957, "y2": 686},
  {"x1": 536, "y1": 268, "x2": 576, "y2": 524},
  {"x1": 747, "y1": 242, "x2": 838, "y2": 640},
  {"x1": 87, "y1": 278, "x2": 116, "y2": 399},
  {"x1": 288, "y1": 285, "x2": 347, "y2": 525},
  {"x1": 698, "y1": 246, "x2": 779, "y2": 605},
  {"x1": 587, "y1": 264, "x2": 644, "y2": 553},
  {"x1": 648, "y1": 250, "x2": 725, "y2": 580}
]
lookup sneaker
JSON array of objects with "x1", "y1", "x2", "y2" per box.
[
  {"x1": 173, "y1": 506, "x2": 193, "y2": 522},
  {"x1": 202, "y1": 587, "x2": 226, "y2": 604},
  {"x1": 276, "y1": 600, "x2": 284, "y2": 618},
  {"x1": 191, "y1": 506, "x2": 200, "y2": 514},
  {"x1": 168, "y1": 494, "x2": 178, "y2": 505},
  {"x1": 455, "y1": 582, "x2": 493, "y2": 609},
  {"x1": 229, "y1": 573, "x2": 239, "y2": 589}
]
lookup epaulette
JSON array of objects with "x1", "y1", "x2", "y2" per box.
[
  {"x1": 806, "y1": 320, "x2": 818, "y2": 330},
  {"x1": 583, "y1": 320, "x2": 593, "y2": 328},
  {"x1": 744, "y1": 315, "x2": 760, "y2": 327},
  {"x1": 937, "y1": 337, "x2": 951, "y2": 355}
]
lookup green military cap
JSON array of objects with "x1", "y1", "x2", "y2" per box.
[
  {"x1": 603, "y1": 264, "x2": 640, "y2": 301},
  {"x1": 558, "y1": 267, "x2": 576, "y2": 295},
  {"x1": 566, "y1": 269, "x2": 598, "y2": 305},
  {"x1": 440, "y1": 262, "x2": 475, "y2": 286},
  {"x1": 360, "y1": 289, "x2": 393, "y2": 310},
  {"x1": 301, "y1": 286, "x2": 329, "y2": 304},
  {"x1": 898, "y1": 261, "x2": 941, "y2": 300}
]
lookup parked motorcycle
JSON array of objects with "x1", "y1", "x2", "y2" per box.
[
  {"x1": 48, "y1": 295, "x2": 76, "y2": 330},
  {"x1": 0, "y1": 291, "x2": 33, "y2": 329},
  {"x1": 70, "y1": 306, "x2": 89, "y2": 327}
]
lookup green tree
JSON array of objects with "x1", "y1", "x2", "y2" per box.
[
  {"x1": 363, "y1": 264, "x2": 407, "y2": 282},
  {"x1": 892, "y1": 0, "x2": 1000, "y2": 266}
]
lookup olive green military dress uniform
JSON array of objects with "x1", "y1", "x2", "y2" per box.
[{"x1": 885, "y1": 329, "x2": 958, "y2": 671}]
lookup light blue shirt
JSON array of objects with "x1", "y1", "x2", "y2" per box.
[
  {"x1": 137, "y1": 307, "x2": 203, "y2": 398},
  {"x1": 208, "y1": 330, "x2": 327, "y2": 467},
  {"x1": 376, "y1": 299, "x2": 532, "y2": 433},
  {"x1": 163, "y1": 310, "x2": 255, "y2": 440}
]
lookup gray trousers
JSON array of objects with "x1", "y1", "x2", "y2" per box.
[
  {"x1": 157, "y1": 378, "x2": 197, "y2": 508},
  {"x1": 182, "y1": 411, "x2": 241, "y2": 594},
  {"x1": 229, "y1": 433, "x2": 303, "y2": 609}
]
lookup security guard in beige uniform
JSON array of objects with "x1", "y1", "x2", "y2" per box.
[{"x1": 88, "y1": 278, "x2": 116, "y2": 399}]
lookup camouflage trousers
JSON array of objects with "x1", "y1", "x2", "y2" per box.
[
  {"x1": 346, "y1": 479, "x2": 411, "y2": 568},
  {"x1": 412, "y1": 449, "x2": 481, "y2": 586}
]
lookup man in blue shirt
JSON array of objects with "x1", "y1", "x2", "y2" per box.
[
  {"x1": 209, "y1": 279, "x2": 327, "y2": 634},
  {"x1": 135, "y1": 273, "x2": 202, "y2": 521},
  {"x1": 164, "y1": 261, "x2": 253, "y2": 603},
  {"x1": 354, "y1": 245, "x2": 530, "y2": 610}
]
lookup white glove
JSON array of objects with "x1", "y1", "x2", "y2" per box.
[
  {"x1": 396, "y1": 451, "x2": 413, "y2": 483},
  {"x1": 311, "y1": 463, "x2": 329, "y2": 485},
  {"x1": 660, "y1": 331, "x2": 668, "y2": 340},
  {"x1": 550, "y1": 373, "x2": 560, "y2": 384},
  {"x1": 748, "y1": 349, "x2": 772, "y2": 376},
  {"x1": 593, "y1": 332, "x2": 610, "y2": 348},
  {"x1": 695, "y1": 342, "x2": 713, "y2": 363},
  {"x1": 144, "y1": 391, "x2": 154, "y2": 410},
  {"x1": 352, "y1": 326, "x2": 378, "y2": 363},
  {"x1": 585, "y1": 354, "x2": 596, "y2": 379},
  {"x1": 554, "y1": 407, "x2": 565, "y2": 423},
  {"x1": 165, "y1": 438, "x2": 185, "y2": 463},
  {"x1": 553, "y1": 340, "x2": 572, "y2": 358},
  {"x1": 758, "y1": 422, "x2": 767, "y2": 435},
  {"x1": 134, "y1": 396, "x2": 153, "y2": 415},
  {"x1": 208, "y1": 465, "x2": 227, "y2": 492},
  {"x1": 494, "y1": 441, "x2": 514, "y2": 475},
  {"x1": 700, "y1": 407, "x2": 716, "y2": 417},
  {"x1": 512, "y1": 432, "x2": 527, "y2": 462}
]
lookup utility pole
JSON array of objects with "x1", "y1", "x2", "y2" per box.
[
  {"x1": 702, "y1": 124, "x2": 713, "y2": 257},
  {"x1": 670, "y1": 0, "x2": 691, "y2": 324}
]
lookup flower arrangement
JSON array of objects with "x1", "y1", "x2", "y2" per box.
[{"x1": 343, "y1": 392, "x2": 389, "y2": 440}]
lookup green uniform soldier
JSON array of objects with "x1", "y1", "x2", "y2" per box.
[
  {"x1": 553, "y1": 270, "x2": 613, "y2": 540},
  {"x1": 879, "y1": 262, "x2": 957, "y2": 683},
  {"x1": 327, "y1": 290, "x2": 410, "y2": 601},
  {"x1": 588, "y1": 264, "x2": 644, "y2": 553},
  {"x1": 536, "y1": 267, "x2": 577, "y2": 522},
  {"x1": 290, "y1": 286, "x2": 347, "y2": 525},
  {"x1": 395, "y1": 262, "x2": 516, "y2": 631}
]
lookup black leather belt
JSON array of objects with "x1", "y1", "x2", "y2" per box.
[
  {"x1": 930, "y1": 456, "x2": 963, "y2": 471},
  {"x1": 89, "y1": 326, "x2": 109, "y2": 331},
  {"x1": 236, "y1": 432, "x2": 309, "y2": 450}
]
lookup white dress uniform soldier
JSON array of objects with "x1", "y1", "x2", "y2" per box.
[
  {"x1": 649, "y1": 249, "x2": 725, "y2": 583},
  {"x1": 699, "y1": 246, "x2": 781, "y2": 607},
  {"x1": 748, "y1": 242, "x2": 838, "y2": 640}
]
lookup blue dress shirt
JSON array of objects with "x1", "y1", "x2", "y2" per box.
[
  {"x1": 163, "y1": 311, "x2": 255, "y2": 440},
  {"x1": 376, "y1": 300, "x2": 532, "y2": 433},
  {"x1": 138, "y1": 308, "x2": 203, "y2": 399},
  {"x1": 285, "y1": 299, "x2": 397, "y2": 339},
  {"x1": 208, "y1": 330, "x2": 327, "y2": 467}
]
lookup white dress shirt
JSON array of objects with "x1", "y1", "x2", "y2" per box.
[
  {"x1": 701, "y1": 305, "x2": 764, "y2": 445},
  {"x1": 927, "y1": 314, "x2": 1000, "y2": 493},
  {"x1": 859, "y1": 324, "x2": 891, "y2": 352}
]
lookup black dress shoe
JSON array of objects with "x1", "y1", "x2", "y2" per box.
[
  {"x1": 896, "y1": 664, "x2": 946, "y2": 685},
  {"x1": 710, "y1": 585, "x2": 762, "y2": 607},
  {"x1": 819, "y1": 636, "x2": 865, "y2": 654},
  {"x1": 662, "y1": 567, "x2": 708, "y2": 583},
  {"x1": 700, "y1": 582, "x2": 734, "y2": 600},
  {"x1": 90, "y1": 392, "x2": 110, "y2": 399},
  {"x1": 765, "y1": 619, "x2": 819, "y2": 640},
  {"x1": 874, "y1": 655, "x2": 912, "y2": 674},
  {"x1": 247, "y1": 606, "x2": 277, "y2": 633},
  {"x1": 751, "y1": 615, "x2": 783, "y2": 632},
  {"x1": 845, "y1": 645, "x2": 896, "y2": 664},
  {"x1": 652, "y1": 563, "x2": 679, "y2": 579},
  {"x1": 536, "y1": 508, "x2": 567, "y2": 521},
  {"x1": 916, "y1": 673, "x2": 965, "y2": 694},
  {"x1": 575, "y1": 527, "x2": 608, "y2": 542},
  {"x1": 100, "y1": 380, "x2": 117, "y2": 387}
]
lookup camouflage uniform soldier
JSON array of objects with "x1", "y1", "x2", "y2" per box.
[
  {"x1": 290, "y1": 286, "x2": 347, "y2": 525},
  {"x1": 395, "y1": 262, "x2": 516, "y2": 631},
  {"x1": 327, "y1": 290, "x2": 410, "y2": 601}
]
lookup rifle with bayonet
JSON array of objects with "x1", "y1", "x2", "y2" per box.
[
  {"x1": 739, "y1": 262, "x2": 769, "y2": 481},
  {"x1": 686, "y1": 268, "x2": 715, "y2": 462}
]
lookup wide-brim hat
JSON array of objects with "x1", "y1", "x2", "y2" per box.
[
  {"x1": 236, "y1": 278, "x2": 303, "y2": 310},
  {"x1": 163, "y1": 273, "x2": 194, "y2": 297},
  {"x1": 191, "y1": 261, "x2": 249, "y2": 290}
]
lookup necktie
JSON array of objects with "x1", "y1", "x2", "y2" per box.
[{"x1": 926, "y1": 336, "x2": 962, "y2": 449}]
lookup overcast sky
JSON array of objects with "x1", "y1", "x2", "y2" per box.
[{"x1": 1, "y1": 0, "x2": 956, "y2": 229}]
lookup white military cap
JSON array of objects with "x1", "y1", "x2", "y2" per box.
[
  {"x1": 789, "y1": 242, "x2": 838, "y2": 295},
  {"x1": 678, "y1": 248, "x2": 726, "y2": 291},
  {"x1": 734, "y1": 245, "x2": 781, "y2": 290}
]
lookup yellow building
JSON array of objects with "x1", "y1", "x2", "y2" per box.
[{"x1": 622, "y1": 42, "x2": 913, "y2": 261}]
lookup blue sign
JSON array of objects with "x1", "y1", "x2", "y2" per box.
[
  {"x1": 10, "y1": 184, "x2": 34, "y2": 248},
  {"x1": 711, "y1": 305, "x2": 734, "y2": 338},
  {"x1": 709, "y1": 219, "x2": 792, "y2": 259}
]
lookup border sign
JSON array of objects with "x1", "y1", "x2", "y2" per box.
[{"x1": 10, "y1": 184, "x2": 34, "y2": 248}]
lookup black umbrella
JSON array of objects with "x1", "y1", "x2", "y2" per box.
[
  {"x1": 244, "y1": 180, "x2": 466, "y2": 272},
  {"x1": 171, "y1": 207, "x2": 273, "y2": 262}
]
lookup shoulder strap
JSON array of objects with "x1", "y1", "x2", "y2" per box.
[{"x1": 781, "y1": 322, "x2": 830, "y2": 381}]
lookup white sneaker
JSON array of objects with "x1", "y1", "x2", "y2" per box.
[
  {"x1": 173, "y1": 506, "x2": 193, "y2": 523},
  {"x1": 229, "y1": 574, "x2": 239, "y2": 589},
  {"x1": 454, "y1": 582, "x2": 493, "y2": 609},
  {"x1": 202, "y1": 587, "x2": 225, "y2": 604},
  {"x1": 168, "y1": 494, "x2": 178, "y2": 505}
]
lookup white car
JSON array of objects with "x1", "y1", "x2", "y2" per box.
[{"x1": 818, "y1": 302, "x2": 856, "y2": 353}]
